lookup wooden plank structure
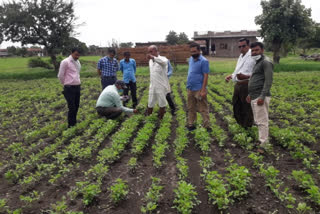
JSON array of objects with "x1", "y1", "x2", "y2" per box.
[{"x1": 117, "y1": 44, "x2": 190, "y2": 66}]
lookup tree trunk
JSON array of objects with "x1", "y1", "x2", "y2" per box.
[
  {"x1": 272, "y1": 40, "x2": 281, "y2": 64},
  {"x1": 50, "y1": 55, "x2": 59, "y2": 72}
]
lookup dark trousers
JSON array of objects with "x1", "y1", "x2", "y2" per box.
[
  {"x1": 101, "y1": 76, "x2": 117, "y2": 90},
  {"x1": 96, "y1": 107, "x2": 122, "y2": 119},
  {"x1": 123, "y1": 81, "x2": 137, "y2": 106},
  {"x1": 232, "y1": 83, "x2": 253, "y2": 128},
  {"x1": 63, "y1": 85, "x2": 80, "y2": 128},
  {"x1": 166, "y1": 93, "x2": 175, "y2": 111}
]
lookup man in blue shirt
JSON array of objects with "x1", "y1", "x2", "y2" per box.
[
  {"x1": 97, "y1": 48, "x2": 119, "y2": 90},
  {"x1": 120, "y1": 52, "x2": 137, "y2": 108},
  {"x1": 186, "y1": 42, "x2": 210, "y2": 131},
  {"x1": 166, "y1": 60, "x2": 176, "y2": 115}
]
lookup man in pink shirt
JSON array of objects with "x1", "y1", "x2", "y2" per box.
[{"x1": 58, "y1": 48, "x2": 81, "y2": 128}]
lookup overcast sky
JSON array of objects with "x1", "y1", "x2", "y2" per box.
[{"x1": 1, "y1": 0, "x2": 320, "y2": 48}]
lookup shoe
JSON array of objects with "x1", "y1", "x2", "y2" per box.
[
  {"x1": 187, "y1": 125, "x2": 196, "y2": 131},
  {"x1": 171, "y1": 109, "x2": 176, "y2": 116}
]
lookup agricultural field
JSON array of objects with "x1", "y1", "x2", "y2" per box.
[{"x1": 0, "y1": 56, "x2": 320, "y2": 214}]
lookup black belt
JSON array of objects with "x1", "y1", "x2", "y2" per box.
[
  {"x1": 102, "y1": 76, "x2": 116, "y2": 79},
  {"x1": 64, "y1": 85, "x2": 80, "y2": 88}
]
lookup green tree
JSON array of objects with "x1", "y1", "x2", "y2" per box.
[
  {"x1": 16, "y1": 47, "x2": 28, "y2": 57},
  {"x1": 7, "y1": 46, "x2": 17, "y2": 56},
  {"x1": 166, "y1": 31, "x2": 179, "y2": 45},
  {"x1": 0, "y1": 0, "x2": 77, "y2": 71},
  {"x1": 62, "y1": 37, "x2": 88, "y2": 55},
  {"x1": 255, "y1": 0, "x2": 314, "y2": 63},
  {"x1": 178, "y1": 32, "x2": 189, "y2": 44},
  {"x1": 298, "y1": 23, "x2": 320, "y2": 52},
  {"x1": 119, "y1": 42, "x2": 133, "y2": 48}
]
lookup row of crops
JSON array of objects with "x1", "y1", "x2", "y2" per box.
[{"x1": 0, "y1": 71, "x2": 319, "y2": 213}]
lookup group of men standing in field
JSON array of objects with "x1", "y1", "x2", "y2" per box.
[{"x1": 58, "y1": 39, "x2": 273, "y2": 153}]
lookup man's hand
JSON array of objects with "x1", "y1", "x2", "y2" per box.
[
  {"x1": 246, "y1": 95, "x2": 251, "y2": 103},
  {"x1": 225, "y1": 75, "x2": 232, "y2": 82},
  {"x1": 146, "y1": 54, "x2": 155, "y2": 60},
  {"x1": 133, "y1": 109, "x2": 138, "y2": 114},
  {"x1": 257, "y1": 98, "x2": 264, "y2": 106},
  {"x1": 199, "y1": 88, "x2": 207, "y2": 98}
]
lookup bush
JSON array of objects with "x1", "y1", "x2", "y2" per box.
[{"x1": 28, "y1": 57, "x2": 51, "y2": 69}]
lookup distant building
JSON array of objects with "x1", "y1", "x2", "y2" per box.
[
  {"x1": 193, "y1": 30, "x2": 260, "y2": 57},
  {"x1": 27, "y1": 48, "x2": 44, "y2": 57},
  {"x1": 0, "y1": 49, "x2": 9, "y2": 57}
]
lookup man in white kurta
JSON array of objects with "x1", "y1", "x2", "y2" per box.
[
  {"x1": 146, "y1": 45, "x2": 171, "y2": 119},
  {"x1": 225, "y1": 38, "x2": 256, "y2": 128}
]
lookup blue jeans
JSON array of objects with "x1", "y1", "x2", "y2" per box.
[{"x1": 101, "y1": 76, "x2": 117, "y2": 90}]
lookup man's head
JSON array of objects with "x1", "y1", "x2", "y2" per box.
[
  {"x1": 115, "y1": 80, "x2": 127, "y2": 90},
  {"x1": 71, "y1": 47, "x2": 81, "y2": 60},
  {"x1": 148, "y1": 45, "x2": 159, "y2": 57},
  {"x1": 124, "y1": 52, "x2": 130, "y2": 61},
  {"x1": 189, "y1": 42, "x2": 201, "y2": 59},
  {"x1": 108, "y1": 48, "x2": 116, "y2": 59},
  {"x1": 250, "y1": 42, "x2": 264, "y2": 56},
  {"x1": 238, "y1": 38, "x2": 250, "y2": 55}
]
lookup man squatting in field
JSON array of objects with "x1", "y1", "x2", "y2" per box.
[
  {"x1": 225, "y1": 38, "x2": 255, "y2": 128},
  {"x1": 96, "y1": 80, "x2": 138, "y2": 119},
  {"x1": 97, "y1": 48, "x2": 120, "y2": 90},
  {"x1": 120, "y1": 51, "x2": 138, "y2": 108},
  {"x1": 166, "y1": 59, "x2": 176, "y2": 115},
  {"x1": 186, "y1": 42, "x2": 211, "y2": 132},
  {"x1": 58, "y1": 48, "x2": 81, "y2": 128},
  {"x1": 246, "y1": 42, "x2": 273, "y2": 152},
  {"x1": 146, "y1": 45, "x2": 171, "y2": 119}
]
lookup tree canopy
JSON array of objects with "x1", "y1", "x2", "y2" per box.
[
  {"x1": 166, "y1": 31, "x2": 189, "y2": 45},
  {"x1": 255, "y1": 0, "x2": 314, "y2": 63},
  {"x1": 0, "y1": 0, "x2": 77, "y2": 70}
]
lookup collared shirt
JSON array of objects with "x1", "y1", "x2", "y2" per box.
[
  {"x1": 167, "y1": 60, "x2": 173, "y2": 78},
  {"x1": 97, "y1": 56, "x2": 119, "y2": 77},
  {"x1": 57, "y1": 55, "x2": 81, "y2": 85},
  {"x1": 120, "y1": 58, "x2": 136, "y2": 83},
  {"x1": 232, "y1": 49, "x2": 256, "y2": 82},
  {"x1": 96, "y1": 85, "x2": 133, "y2": 113},
  {"x1": 187, "y1": 55, "x2": 210, "y2": 91},
  {"x1": 149, "y1": 55, "x2": 171, "y2": 94},
  {"x1": 248, "y1": 55, "x2": 273, "y2": 100}
]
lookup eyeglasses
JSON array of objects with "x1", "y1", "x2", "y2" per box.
[{"x1": 238, "y1": 45, "x2": 247, "y2": 49}]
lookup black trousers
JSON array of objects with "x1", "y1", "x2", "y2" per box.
[
  {"x1": 101, "y1": 76, "x2": 117, "y2": 90},
  {"x1": 63, "y1": 85, "x2": 80, "y2": 128},
  {"x1": 166, "y1": 92, "x2": 175, "y2": 111},
  {"x1": 232, "y1": 83, "x2": 253, "y2": 128},
  {"x1": 123, "y1": 81, "x2": 137, "y2": 106}
]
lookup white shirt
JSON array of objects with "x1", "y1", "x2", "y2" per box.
[
  {"x1": 149, "y1": 56, "x2": 171, "y2": 94},
  {"x1": 231, "y1": 49, "x2": 256, "y2": 82}
]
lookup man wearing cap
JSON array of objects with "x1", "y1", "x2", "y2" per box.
[{"x1": 96, "y1": 80, "x2": 138, "y2": 119}]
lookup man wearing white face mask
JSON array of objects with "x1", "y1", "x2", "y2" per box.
[
  {"x1": 246, "y1": 42, "x2": 273, "y2": 152},
  {"x1": 96, "y1": 80, "x2": 138, "y2": 119}
]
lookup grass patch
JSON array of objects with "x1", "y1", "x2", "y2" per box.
[{"x1": 0, "y1": 55, "x2": 319, "y2": 80}]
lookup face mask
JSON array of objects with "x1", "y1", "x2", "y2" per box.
[
  {"x1": 252, "y1": 55, "x2": 261, "y2": 61},
  {"x1": 118, "y1": 89, "x2": 123, "y2": 93},
  {"x1": 192, "y1": 54, "x2": 200, "y2": 59}
]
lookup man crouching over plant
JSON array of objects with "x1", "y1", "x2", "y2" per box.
[{"x1": 96, "y1": 80, "x2": 138, "y2": 119}]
